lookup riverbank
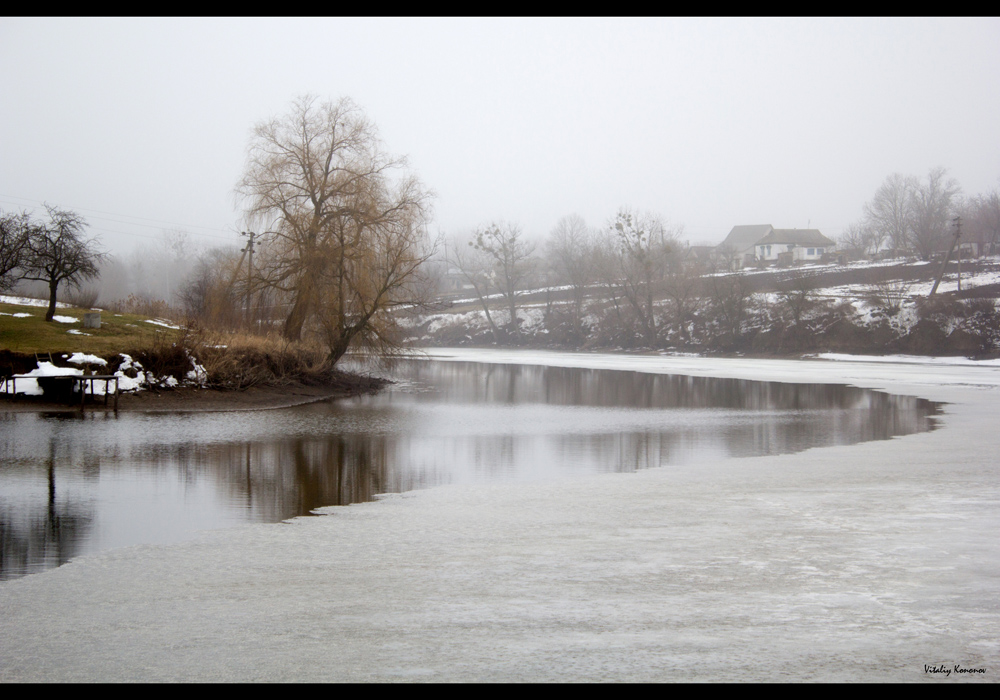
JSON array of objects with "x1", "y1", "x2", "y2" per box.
[
  {"x1": 1, "y1": 350, "x2": 997, "y2": 682},
  {"x1": 0, "y1": 373, "x2": 388, "y2": 414},
  {"x1": 404, "y1": 257, "x2": 1000, "y2": 358}
]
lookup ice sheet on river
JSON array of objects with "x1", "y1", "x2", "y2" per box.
[{"x1": 1, "y1": 350, "x2": 997, "y2": 682}]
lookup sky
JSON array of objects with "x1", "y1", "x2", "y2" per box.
[{"x1": 1, "y1": 17, "x2": 998, "y2": 256}]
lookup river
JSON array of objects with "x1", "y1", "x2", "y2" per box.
[{"x1": 0, "y1": 354, "x2": 940, "y2": 580}]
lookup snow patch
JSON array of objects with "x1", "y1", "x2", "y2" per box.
[
  {"x1": 114, "y1": 354, "x2": 147, "y2": 392},
  {"x1": 67, "y1": 353, "x2": 107, "y2": 366},
  {"x1": 814, "y1": 353, "x2": 1000, "y2": 367},
  {"x1": 0, "y1": 294, "x2": 70, "y2": 308},
  {"x1": 144, "y1": 319, "x2": 181, "y2": 329},
  {"x1": 0, "y1": 361, "x2": 83, "y2": 396}
]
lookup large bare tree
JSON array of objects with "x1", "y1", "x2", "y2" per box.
[
  {"x1": 470, "y1": 221, "x2": 535, "y2": 336},
  {"x1": 449, "y1": 235, "x2": 503, "y2": 343},
  {"x1": 602, "y1": 208, "x2": 678, "y2": 347},
  {"x1": 863, "y1": 173, "x2": 917, "y2": 254},
  {"x1": 910, "y1": 167, "x2": 960, "y2": 261},
  {"x1": 20, "y1": 206, "x2": 104, "y2": 322},
  {"x1": 237, "y1": 96, "x2": 433, "y2": 363}
]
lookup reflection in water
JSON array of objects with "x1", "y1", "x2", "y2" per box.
[{"x1": 0, "y1": 359, "x2": 940, "y2": 579}]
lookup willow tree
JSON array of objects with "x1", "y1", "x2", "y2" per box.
[{"x1": 237, "y1": 96, "x2": 433, "y2": 364}]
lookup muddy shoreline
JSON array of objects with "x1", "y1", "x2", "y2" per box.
[{"x1": 0, "y1": 375, "x2": 389, "y2": 414}]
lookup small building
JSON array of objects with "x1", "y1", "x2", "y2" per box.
[{"x1": 754, "y1": 229, "x2": 835, "y2": 263}]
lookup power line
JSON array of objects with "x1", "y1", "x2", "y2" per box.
[{"x1": 0, "y1": 194, "x2": 239, "y2": 242}]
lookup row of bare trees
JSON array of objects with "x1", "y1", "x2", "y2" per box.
[
  {"x1": 842, "y1": 168, "x2": 1000, "y2": 260},
  {"x1": 447, "y1": 208, "x2": 744, "y2": 348}
]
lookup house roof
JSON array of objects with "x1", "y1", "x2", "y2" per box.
[
  {"x1": 756, "y1": 229, "x2": 835, "y2": 248},
  {"x1": 716, "y1": 225, "x2": 773, "y2": 254}
]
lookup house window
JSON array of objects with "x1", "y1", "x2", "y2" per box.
[{"x1": 807, "y1": 248, "x2": 815, "y2": 256}]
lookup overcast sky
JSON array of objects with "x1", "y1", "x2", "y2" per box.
[{"x1": 2, "y1": 17, "x2": 998, "y2": 255}]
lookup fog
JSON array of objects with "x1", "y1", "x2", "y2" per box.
[{"x1": 1, "y1": 18, "x2": 998, "y2": 261}]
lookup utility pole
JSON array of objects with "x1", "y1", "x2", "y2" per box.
[{"x1": 241, "y1": 231, "x2": 257, "y2": 326}]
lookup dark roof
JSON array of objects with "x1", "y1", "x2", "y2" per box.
[
  {"x1": 716, "y1": 225, "x2": 773, "y2": 254},
  {"x1": 755, "y1": 229, "x2": 835, "y2": 247}
]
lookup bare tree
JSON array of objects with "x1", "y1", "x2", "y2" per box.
[
  {"x1": 470, "y1": 221, "x2": 535, "y2": 336},
  {"x1": 546, "y1": 214, "x2": 596, "y2": 342},
  {"x1": 0, "y1": 209, "x2": 32, "y2": 291},
  {"x1": 179, "y1": 246, "x2": 244, "y2": 328},
  {"x1": 603, "y1": 208, "x2": 678, "y2": 346},
  {"x1": 661, "y1": 255, "x2": 702, "y2": 344},
  {"x1": 840, "y1": 220, "x2": 876, "y2": 258},
  {"x1": 963, "y1": 187, "x2": 1000, "y2": 256},
  {"x1": 863, "y1": 173, "x2": 917, "y2": 254},
  {"x1": 706, "y1": 271, "x2": 754, "y2": 345},
  {"x1": 775, "y1": 274, "x2": 817, "y2": 326},
  {"x1": 449, "y1": 234, "x2": 502, "y2": 342},
  {"x1": 20, "y1": 206, "x2": 104, "y2": 322},
  {"x1": 910, "y1": 167, "x2": 960, "y2": 261},
  {"x1": 237, "y1": 95, "x2": 434, "y2": 364}
]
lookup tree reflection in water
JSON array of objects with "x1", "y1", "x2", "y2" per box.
[{"x1": 0, "y1": 360, "x2": 940, "y2": 579}]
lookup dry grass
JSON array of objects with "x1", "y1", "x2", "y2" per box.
[{"x1": 180, "y1": 329, "x2": 333, "y2": 390}]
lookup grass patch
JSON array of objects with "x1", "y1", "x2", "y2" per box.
[{"x1": 0, "y1": 300, "x2": 183, "y2": 356}]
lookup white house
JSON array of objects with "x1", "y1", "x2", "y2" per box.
[
  {"x1": 715, "y1": 224, "x2": 774, "y2": 268},
  {"x1": 754, "y1": 229, "x2": 835, "y2": 262}
]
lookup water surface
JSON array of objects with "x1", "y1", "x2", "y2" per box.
[{"x1": 0, "y1": 359, "x2": 941, "y2": 579}]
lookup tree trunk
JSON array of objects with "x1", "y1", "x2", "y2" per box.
[
  {"x1": 283, "y1": 294, "x2": 308, "y2": 341},
  {"x1": 45, "y1": 280, "x2": 58, "y2": 322},
  {"x1": 283, "y1": 271, "x2": 317, "y2": 341},
  {"x1": 328, "y1": 337, "x2": 351, "y2": 366}
]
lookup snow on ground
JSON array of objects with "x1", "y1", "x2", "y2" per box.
[
  {"x1": 0, "y1": 294, "x2": 70, "y2": 308},
  {"x1": 1, "y1": 349, "x2": 997, "y2": 682},
  {"x1": 144, "y1": 318, "x2": 181, "y2": 329},
  {"x1": 66, "y1": 352, "x2": 107, "y2": 366},
  {"x1": 814, "y1": 352, "x2": 1000, "y2": 367},
  {"x1": 50, "y1": 315, "x2": 78, "y2": 323}
]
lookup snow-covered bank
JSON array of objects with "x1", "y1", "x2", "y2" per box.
[{"x1": 1, "y1": 350, "x2": 997, "y2": 682}]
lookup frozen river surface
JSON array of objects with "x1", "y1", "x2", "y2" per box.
[{"x1": 1, "y1": 349, "x2": 997, "y2": 681}]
